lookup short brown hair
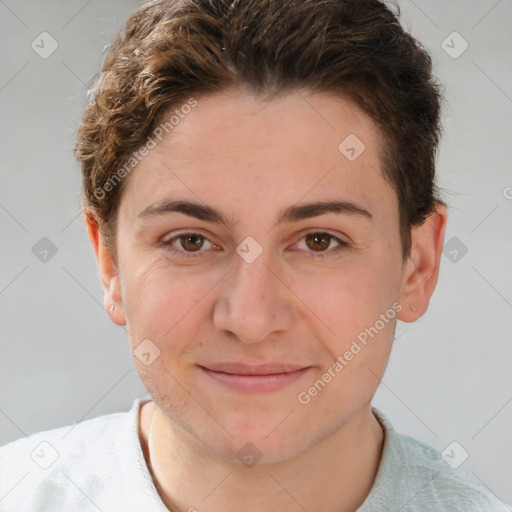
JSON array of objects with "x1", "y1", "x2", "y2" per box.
[{"x1": 75, "y1": 0, "x2": 445, "y2": 262}]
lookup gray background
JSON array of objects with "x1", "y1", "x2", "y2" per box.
[{"x1": 1, "y1": 0, "x2": 511, "y2": 505}]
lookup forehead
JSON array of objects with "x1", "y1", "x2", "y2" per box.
[{"x1": 120, "y1": 89, "x2": 395, "y2": 220}]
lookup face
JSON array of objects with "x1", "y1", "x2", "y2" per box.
[{"x1": 101, "y1": 89, "x2": 422, "y2": 462}]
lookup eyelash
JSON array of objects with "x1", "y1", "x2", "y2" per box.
[{"x1": 160, "y1": 231, "x2": 350, "y2": 259}]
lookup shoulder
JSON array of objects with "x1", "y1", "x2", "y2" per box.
[
  {"x1": 363, "y1": 408, "x2": 511, "y2": 512},
  {"x1": 0, "y1": 399, "x2": 142, "y2": 512},
  {"x1": 398, "y1": 433, "x2": 507, "y2": 508}
]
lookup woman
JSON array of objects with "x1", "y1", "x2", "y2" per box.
[{"x1": 0, "y1": 0, "x2": 509, "y2": 510}]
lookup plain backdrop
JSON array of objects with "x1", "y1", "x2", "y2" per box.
[{"x1": 1, "y1": 0, "x2": 511, "y2": 505}]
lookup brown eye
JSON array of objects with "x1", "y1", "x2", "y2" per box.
[
  {"x1": 304, "y1": 232, "x2": 332, "y2": 251},
  {"x1": 161, "y1": 232, "x2": 218, "y2": 258},
  {"x1": 294, "y1": 231, "x2": 349, "y2": 258},
  {"x1": 179, "y1": 234, "x2": 205, "y2": 251}
]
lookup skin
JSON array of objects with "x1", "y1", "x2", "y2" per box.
[{"x1": 86, "y1": 88, "x2": 447, "y2": 512}]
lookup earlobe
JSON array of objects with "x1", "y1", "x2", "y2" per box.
[
  {"x1": 84, "y1": 210, "x2": 126, "y2": 326},
  {"x1": 397, "y1": 204, "x2": 447, "y2": 323}
]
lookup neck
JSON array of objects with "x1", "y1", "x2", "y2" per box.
[{"x1": 139, "y1": 400, "x2": 384, "y2": 512}]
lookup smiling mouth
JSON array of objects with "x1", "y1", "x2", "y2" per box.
[{"x1": 198, "y1": 363, "x2": 312, "y2": 392}]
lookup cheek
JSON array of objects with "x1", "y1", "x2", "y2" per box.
[
  {"x1": 289, "y1": 254, "x2": 402, "y2": 352},
  {"x1": 120, "y1": 257, "x2": 213, "y2": 347}
]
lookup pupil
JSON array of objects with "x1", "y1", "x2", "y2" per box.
[{"x1": 306, "y1": 233, "x2": 330, "y2": 251}]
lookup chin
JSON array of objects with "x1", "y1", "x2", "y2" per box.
[
  {"x1": 145, "y1": 379, "x2": 330, "y2": 464},
  {"x1": 193, "y1": 410, "x2": 320, "y2": 466},
  {"x1": 206, "y1": 431, "x2": 314, "y2": 466}
]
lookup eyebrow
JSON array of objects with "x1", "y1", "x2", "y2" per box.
[{"x1": 137, "y1": 199, "x2": 372, "y2": 225}]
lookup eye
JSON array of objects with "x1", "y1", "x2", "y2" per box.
[
  {"x1": 161, "y1": 232, "x2": 218, "y2": 257},
  {"x1": 160, "y1": 230, "x2": 349, "y2": 259},
  {"x1": 293, "y1": 231, "x2": 349, "y2": 257}
]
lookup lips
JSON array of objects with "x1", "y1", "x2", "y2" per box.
[
  {"x1": 198, "y1": 362, "x2": 312, "y2": 392},
  {"x1": 199, "y1": 362, "x2": 309, "y2": 375}
]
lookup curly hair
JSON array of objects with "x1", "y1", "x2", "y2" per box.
[{"x1": 74, "y1": 0, "x2": 445, "y2": 262}]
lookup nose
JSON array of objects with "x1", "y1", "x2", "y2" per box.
[{"x1": 213, "y1": 255, "x2": 294, "y2": 344}]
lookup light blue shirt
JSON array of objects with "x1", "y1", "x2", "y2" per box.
[
  {"x1": 0, "y1": 398, "x2": 509, "y2": 511},
  {"x1": 360, "y1": 408, "x2": 510, "y2": 511}
]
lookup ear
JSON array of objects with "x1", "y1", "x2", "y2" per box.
[
  {"x1": 84, "y1": 210, "x2": 126, "y2": 326},
  {"x1": 398, "y1": 203, "x2": 448, "y2": 323}
]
